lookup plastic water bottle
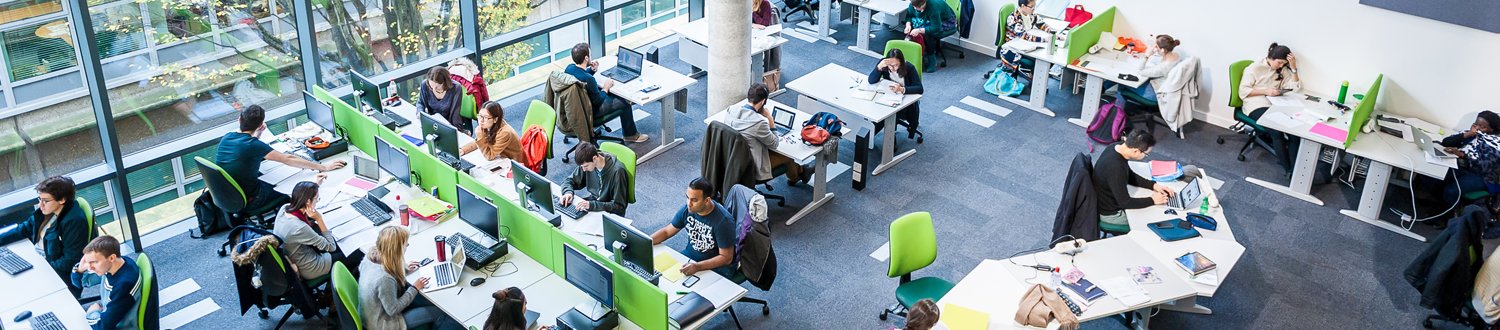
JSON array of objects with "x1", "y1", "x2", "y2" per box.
[
  {"x1": 1050, "y1": 267, "x2": 1063, "y2": 288},
  {"x1": 1199, "y1": 197, "x2": 1210, "y2": 215}
]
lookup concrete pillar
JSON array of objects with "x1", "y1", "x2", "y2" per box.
[{"x1": 706, "y1": 0, "x2": 752, "y2": 116}]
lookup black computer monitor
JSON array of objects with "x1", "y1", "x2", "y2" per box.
[
  {"x1": 564, "y1": 244, "x2": 614, "y2": 309},
  {"x1": 510, "y1": 160, "x2": 554, "y2": 214},
  {"x1": 303, "y1": 91, "x2": 337, "y2": 134},
  {"x1": 603, "y1": 214, "x2": 652, "y2": 273},
  {"x1": 457, "y1": 186, "x2": 500, "y2": 241},
  {"x1": 374, "y1": 136, "x2": 411, "y2": 185},
  {"x1": 420, "y1": 111, "x2": 461, "y2": 165},
  {"x1": 351, "y1": 71, "x2": 383, "y2": 113}
]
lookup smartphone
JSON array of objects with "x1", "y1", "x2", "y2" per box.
[
  {"x1": 682, "y1": 275, "x2": 700, "y2": 288},
  {"x1": 640, "y1": 85, "x2": 660, "y2": 93},
  {"x1": 1279, "y1": 88, "x2": 1294, "y2": 93},
  {"x1": 419, "y1": 258, "x2": 434, "y2": 266},
  {"x1": 1153, "y1": 222, "x2": 1175, "y2": 229}
]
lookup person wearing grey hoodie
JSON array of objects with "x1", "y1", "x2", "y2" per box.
[{"x1": 728, "y1": 84, "x2": 809, "y2": 184}]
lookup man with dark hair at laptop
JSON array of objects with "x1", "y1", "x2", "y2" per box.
[
  {"x1": 727, "y1": 83, "x2": 810, "y2": 185},
  {"x1": 651, "y1": 178, "x2": 737, "y2": 277},
  {"x1": 217, "y1": 105, "x2": 348, "y2": 211},
  {"x1": 558, "y1": 142, "x2": 631, "y2": 216},
  {"x1": 1092, "y1": 129, "x2": 1176, "y2": 233},
  {"x1": 565, "y1": 43, "x2": 649, "y2": 143}
]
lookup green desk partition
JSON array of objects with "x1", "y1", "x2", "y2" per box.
[
  {"x1": 1345, "y1": 74, "x2": 1384, "y2": 148},
  {"x1": 315, "y1": 86, "x2": 380, "y2": 154},
  {"x1": 554, "y1": 231, "x2": 669, "y2": 330},
  {"x1": 1066, "y1": 6, "x2": 1116, "y2": 64},
  {"x1": 373, "y1": 128, "x2": 458, "y2": 204}
]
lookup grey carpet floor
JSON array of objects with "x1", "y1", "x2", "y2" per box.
[{"x1": 145, "y1": 15, "x2": 1470, "y2": 330}]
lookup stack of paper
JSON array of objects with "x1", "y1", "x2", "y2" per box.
[
  {"x1": 939, "y1": 303, "x2": 989, "y2": 330},
  {"x1": 1096, "y1": 276, "x2": 1151, "y2": 307}
]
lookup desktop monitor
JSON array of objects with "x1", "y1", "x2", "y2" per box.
[
  {"x1": 510, "y1": 160, "x2": 554, "y2": 214},
  {"x1": 374, "y1": 136, "x2": 411, "y2": 185},
  {"x1": 303, "y1": 91, "x2": 337, "y2": 134},
  {"x1": 1345, "y1": 74, "x2": 1384, "y2": 148},
  {"x1": 351, "y1": 71, "x2": 383, "y2": 113},
  {"x1": 457, "y1": 186, "x2": 500, "y2": 241},
  {"x1": 603, "y1": 214, "x2": 652, "y2": 273},
  {"x1": 564, "y1": 244, "x2": 614, "y2": 309},
  {"x1": 420, "y1": 111, "x2": 461, "y2": 165}
]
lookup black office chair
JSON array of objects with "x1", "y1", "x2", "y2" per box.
[
  {"x1": 561, "y1": 111, "x2": 625, "y2": 163},
  {"x1": 195, "y1": 157, "x2": 284, "y2": 228},
  {"x1": 781, "y1": 0, "x2": 819, "y2": 22},
  {"x1": 257, "y1": 244, "x2": 331, "y2": 329},
  {"x1": 755, "y1": 165, "x2": 790, "y2": 207},
  {"x1": 1407, "y1": 205, "x2": 1491, "y2": 330},
  {"x1": 723, "y1": 184, "x2": 774, "y2": 330}
]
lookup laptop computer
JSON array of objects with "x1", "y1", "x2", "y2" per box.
[
  {"x1": 1412, "y1": 128, "x2": 1458, "y2": 159},
  {"x1": 771, "y1": 106, "x2": 795, "y2": 137},
  {"x1": 420, "y1": 247, "x2": 467, "y2": 291},
  {"x1": 1167, "y1": 177, "x2": 1203, "y2": 209},
  {"x1": 600, "y1": 47, "x2": 644, "y2": 84}
]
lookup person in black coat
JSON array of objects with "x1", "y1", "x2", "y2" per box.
[
  {"x1": 868, "y1": 48, "x2": 924, "y2": 140},
  {"x1": 0, "y1": 176, "x2": 92, "y2": 298}
]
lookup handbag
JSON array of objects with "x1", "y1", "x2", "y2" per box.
[
  {"x1": 984, "y1": 70, "x2": 1025, "y2": 97},
  {"x1": 1063, "y1": 5, "x2": 1092, "y2": 28},
  {"x1": 801, "y1": 125, "x2": 832, "y2": 146},
  {"x1": 762, "y1": 69, "x2": 782, "y2": 92}
]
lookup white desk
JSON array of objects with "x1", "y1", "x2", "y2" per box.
[
  {"x1": 1245, "y1": 93, "x2": 1351, "y2": 206},
  {"x1": 936, "y1": 259, "x2": 1059, "y2": 330},
  {"x1": 785, "y1": 63, "x2": 921, "y2": 176},
  {"x1": 673, "y1": 20, "x2": 787, "y2": 80},
  {"x1": 704, "y1": 100, "x2": 847, "y2": 225},
  {"x1": 596, "y1": 56, "x2": 698, "y2": 164},
  {"x1": 1068, "y1": 50, "x2": 1147, "y2": 128},
  {"x1": 997, "y1": 25, "x2": 1070, "y2": 118},
  {"x1": 1121, "y1": 164, "x2": 1245, "y2": 311},
  {"x1": 844, "y1": 0, "x2": 907, "y2": 58},
  {"x1": 1339, "y1": 126, "x2": 1456, "y2": 242},
  {"x1": 0, "y1": 241, "x2": 79, "y2": 313},
  {"x1": 1001, "y1": 238, "x2": 1199, "y2": 329},
  {"x1": 2, "y1": 289, "x2": 92, "y2": 329}
]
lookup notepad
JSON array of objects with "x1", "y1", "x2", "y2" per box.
[
  {"x1": 1309, "y1": 122, "x2": 1349, "y2": 143},
  {"x1": 1267, "y1": 95, "x2": 1302, "y2": 107},
  {"x1": 1150, "y1": 160, "x2": 1179, "y2": 177},
  {"x1": 405, "y1": 195, "x2": 452, "y2": 218},
  {"x1": 655, "y1": 253, "x2": 686, "y2": 282},
  {"x1": 939, "y1": 303, "x2": 989, "y2": 330}
]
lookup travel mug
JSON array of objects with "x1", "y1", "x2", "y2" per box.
[{"x1": 434, "y1": 235, "x2": 447, "y2": 262}]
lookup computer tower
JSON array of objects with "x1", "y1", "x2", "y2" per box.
[{"x1": 852, "y1": 127, "x2": 871, "y2": 191}]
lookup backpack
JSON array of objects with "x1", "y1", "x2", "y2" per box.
[
  {"x1": 519, "y1": 124, "x2": 548, "y2": 175},
  {"x1": 801, "y1": 112, "x2": 844, "y2": 146},
  {"x1": 1085, "y1": 98, "x2": 1127, "y2": 152},
  {"x1": 192, "y1": 191, "x2": 231, "y2": 239}
]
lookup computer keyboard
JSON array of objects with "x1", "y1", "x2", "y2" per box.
[
  {"x1": 434, "y1": 263, "x2": 458, "y2": 287},
  {"x1": 352, "y1": 197, "x2": 393, "y2": 225},
  {"x1": 436, "y1": 153, "x2": 475, "y2": 172},
  {"x1": 0, "y1": 247, "x2": 33, "y2": 275},
  {"x1": 30, "y1": 312, "x2": 64, "y2": 330},
  {"x1": 449, "y1": 234, "x2": 494, "y2": 265},
  {"x1": 552, "y1": 197, "x2": 588, "y2": 219}
]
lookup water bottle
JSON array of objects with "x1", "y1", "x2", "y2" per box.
[
  {"x1": 1050, "y1": 267, "x2": 1063, "y2": 288},
  {"x1": 1199, "y1": 196, "x2": 1210, "y2": 215},
  {"x1": 1337, "y1": 80, "x2": 1349, "y2": 104},
  {"x1": 397, "y1": 195, "x2": 410, "y2": 226}
]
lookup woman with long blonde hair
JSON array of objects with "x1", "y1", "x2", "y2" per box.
[{"x1": 357, "y1": 226, "x2": 460, "y2": 329}]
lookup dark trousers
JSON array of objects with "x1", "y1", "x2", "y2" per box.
[
  {"x1": 1248, "y1": 107, "x2": 1300, "y2": 174},
  {"x1": 595, "y1": 97, "x2": 640, "y2": 137}
]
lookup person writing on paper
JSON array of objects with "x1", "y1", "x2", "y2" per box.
[
  {"x1": 1426, "y1": 111, "x2": 1500, "y2": 209},
  {"x1": 1093, "y1": 130, "x2": 1176, "y2": 232},
  {"x1": 461, "y1": 101, "x2": 525, "y2": 162},
  {"x1": 359, "y1": 226, "x2": 461, "y2": 330},
  {"x1": 482, "y1": 287, "x2": 551, "y2": 330},
  {"x1": 417, "y1": 66, "x2": 469, "y2": 132},
  {"x1": 869, "y1": 49, "x2": 925, "y2": 140},
  {"x1": 71, "y1": 236, "x2": 140, "y2": 330},
  {"x1": 217, "y1": 105, "x2": 346, "y2": 213},
  {"x1": 558, "y1": 142, "x2": 631, "y2": 216},
  {"x1": 0, "y1": 176, "x2": 91, "y2": 298},
  {"x1": 651, "y1": 178, "x2": 737, "y2": 277},
  {"x1": 729, "y1": 83, "x2": 810, "y2": 185},
  {"x1": 274, "y1": 179, "x2": 362, "y2": 280},
  {"x1": 902, "y1": 0, "x2": 957, "y2": 72},
  {"x1": 565, "y1": 43, "x2": 649, "y2": 143},
  {"x1": 1239, "y1": 43, "x2": 1302, "y2": 173}
]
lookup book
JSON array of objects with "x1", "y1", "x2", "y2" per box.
[
  {"x1": 1175, "y1": 251, "x2": 1217, "y2": 276},
  {"x1": 1061, "y1": 277, "x2": 1107, "y2": 304},
  {"x1": 1150, "y1": 160, "x2": 1182, "y2": 181}
]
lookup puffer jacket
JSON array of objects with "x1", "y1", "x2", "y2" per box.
[
  {"x1": 546, "y1": 71, "x2": 596, "y2": 141},
  {"x1": 702, "y1": 122, "x2": 757, "y2": 199}
]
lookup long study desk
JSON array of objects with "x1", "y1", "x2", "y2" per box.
[
  {"x1": 997, "y1": 24, "x2": 1070, "y2": 118},
  {"x1": 1340, "y1": 121, "x2": 1456, "y2": 242},
  {"x1": 1244, "y1": 92, "x2": 1353, "y2": 206},
  {"x1": 844, "y1": 0, "x2": 908, "y2": 58},
  {"x1": 673, "y1": 19, "x2": 787, "y2": 80},
  {"x1": 1068, "y1": 50, "x2": 1147, "y2": 128},
  {"x1": 703, "y1": 99, "x2": 848, "y2": 225},
  {"x1": 786, "y1": 63, "x2": 921, "y2": 176},
  {"x1": 0, "y1": 240, "x2": 91, "y2": 329},
  {"x1": 595, "y1": 55, "x2": 698, "y2": 164}
]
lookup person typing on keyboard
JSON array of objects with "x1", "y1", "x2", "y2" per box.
[
  {"x1": 0, "y1": 176, "x2": 91, "y2": 298},
  {"x1": 274, "y1": 179, "x2": 362, "y2": 281},
  {"x1": 359, "y1": 226, "x2": 462, "y2": 330},
  {"x1": 558, "y1": 142, "x2": 631, "y2": 216},
  {"x1": 70, "y1": 236, "x2": 140, "y2": 330},
  {"x1": 650, "y1": 179, "x2": 737, "y2": 278}
]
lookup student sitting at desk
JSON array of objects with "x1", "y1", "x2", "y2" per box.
[
  {"x1": 461, "y1": 101, "x2": 525, "y2": 162},
  {"x1": 565, "y1": 43, "x2": 648, "y2": 143},
  {"x1": 274, "y1": 180, "x2": 361, "y2": 281},
  {"x1": 729, "y1": 83, "x2": 810, "y2": 185},
  {"x1": 1108, "y1": 35, "x2": 1185, "y2": 103},
  {"x1": 870, "y1": 49, "x2": 925, "y2": 140},
  {"x1": 902, "y1": 0, "x2": 957, "y2": 72},
  {"x1": 751, "y1": 0, "x2": 773, "y2": 29},
  {"x1": 1423, "y1": 111, "x2": 1500, "y2": 213},
  {"x1": 482, "y1": 287, "x2": 550, "y2": 330},
  {"x1": 1240, "y1": 43, "x2": 1302, "y2": 173},
  {"x1": 418, "y1": 66, "x2": 469, "y2": 132},
  {"x1": 359, "y1": 226, "x2": 459, "y2": 330},
  {"x1": 216, "y1": 105, "x2": 346, "y2": 213},
  {"x1": 899, "y1": 299, "x2": 940, "y2": 330},
  {"x1": 651, "y1": 178, "x2": 737, "y2": 277},
  {"x1": 0, "y1": 176, "x2": 90, "y2": 298},
  {"x1": 998, "y1": 0, "x2": 1049, "y2": 77},
  {"x1": 558, "y1": 142, "x2": 631, "y2": 216},
  {"x1": 71, "y1": 236, "x2": 139, "y2": 330},
  {"x1": 1093, "y1": 130, "x2": 1176, "y2": 231}
]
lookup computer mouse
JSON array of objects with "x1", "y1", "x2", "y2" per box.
[
  {"x1": 13, "y1": 310, "x2": 31, "y2": 322},
  {"x1": 1164, "y1": 209, "x2": 1177, "y2": 215},
  {"x1": 470, "y1": 277, "x2": 486, "y2": 286}
]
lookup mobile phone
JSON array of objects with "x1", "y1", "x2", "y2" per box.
[
  {"x1": 682, "y1": 275, "x2": 700, "y2": 287},
  {"x1": 1153, "y1": 222, "x2": 1175, "y2": 229},
  {"x1": 641, "y1": 85, "x2": 661, "y2": 93},
  {"x1": 419, "y1": 258, "x2": 434, "y2": 266},
  {"x1": 1279, "y1": 88, "x2": 1293, "y2": 93}
]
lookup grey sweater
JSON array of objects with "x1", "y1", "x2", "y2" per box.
[
  {"x1": 562, "y1": 153, "x2": 631, "y2": 215},
  {"x1": 728, "y1": 104, "x2": 778, "y2": 181},
  {"x1": 358, "y1": 259, "x2": 418, "y2": 330},
  {"x1": 272, "y1": 209, "x2": 336, "y2": 280}
]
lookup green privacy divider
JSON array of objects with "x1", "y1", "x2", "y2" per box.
[
  {"x1": 315, "y1": 86, "x2": 380, "y2": 155},
  {"x1": 553, "y1": 231, "x2": 669, "y2": 330},
  {"x1": 373, "y1": 128, "x2": 457, "y2": 204},
  {"x1": 1345, "y1": 74, "x2": 1383, "y2": 148},
  {"x1": 486, "y1": 177, "x2": 557, "y2": 267},
  {"x1": 1066, "y1": 6, "x2": 1115, "y2": 64}
]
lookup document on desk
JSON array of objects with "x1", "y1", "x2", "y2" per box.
[
  {"x1": 321, "y1": 207, "x2": 360, "y2": 229},
  {"x1": 691, "y1": 274, "x2": 737, "y2": 306},
  {"x1": 938, "y1": 303, "x2": 989, "y2": 330},
  {"x1": 654, "y1": 253, "x2": 687, "y2": 282},
  {"x1": 1261, "y1": 112, "x2": 1303, "y2": 129},
  {"x1": 259, "y1": 165, "x2": 302, "y2": 185},
  {"x1": 1309, "y1": 122, "x2": 1349, "y2": 143},
  {"x1": 1267, "y1": 95, "x2": 1303, "y2": 107}
]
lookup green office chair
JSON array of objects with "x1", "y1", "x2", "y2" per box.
[
  {"x1": 996, "y1": 3, "x2": 1015, "y2": 46},
  {"x1": 1214, "y1": 60, "x2": 1280, "y2": 162},
  {"x1": 884, "y1": 40, "x2": 925, "y2": 78},
  {"x1": 75, "y1": 197, "x2": 97, "y2": 240},
  {"x1": 523, "y1": 100, "x2": 558, "y2": 175},
  {"x1": 1099, "y1": 219, "x2": 1130, "y2": 237},
  {"x1": 598, "y1": 142, "x2": 636, "y2": 204},
  {"x1": 332, "y1": 261, "x2": 362, "y2": 330},
  {"x1": 194, "y1": 156, "x2": 283, "y2": 227},
  {"x1": 135, "y1": 253, "x2": 159, "y2": 330},
  {"x1": 879, "y1": 212, "x2": 954, "y2": 321},
  {"x1": 459, "y1": 84, "x2": 476, "y2": 121}
]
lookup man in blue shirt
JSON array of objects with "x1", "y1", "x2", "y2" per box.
[
  {"x1": 563, "y1": 43, "x2": 649, "y2": 143},
  {"x1": 651, "y1": 178, "x2": 737, "y2": 277},
  {"x1": 71, "y1": 235, "x2": 140, "y2": 330},
  {"x1": 216, "y1": 105, "x2": 346, "y2": 210}
]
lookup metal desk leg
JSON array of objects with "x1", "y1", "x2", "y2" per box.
[
  {"x1": 814, "y1": 0, "x2": 836, "y2": 43},
  {"x1": 1158, "y1": 296, "x2": 1212, "y2": 314},
  {"x1": 1246, "y1": 138, "x2": 1325, "y2": 205},
  {"x1": 1340, "y1": 161, "x2": 1425, "y2": 241},
  {"x1": 872, "y1": 116, "x2": 915, "y2": 176},
  {"x1": 1069, "y1": 75, "x2": 1105, "y2": 127},
  {"x1": 1131, "y1": 308, "x2": 1152, "y2": 330},
  {"x1": 996, "y1": 58, "x2": 1056, "y2": 117},
  {"x1": 787, "y1": 152, "x2": 834, "y2": 225},
  {"x1": 638, "y1": 90, "x2": 685, "y2": 164},
  {"x1": 848, "y1": 7, "x2": 881, "y2": 58}
]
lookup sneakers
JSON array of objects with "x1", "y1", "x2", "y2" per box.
[
  {"x1": 795, "y1": 164, "x2": 816, "y2": 186},
  {"x1": 625, "y1": 134, "x2": 650, "y2": 143}
]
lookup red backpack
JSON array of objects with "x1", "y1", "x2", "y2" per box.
[{"x1": 520, "y1": 125, "x2": 548, "y2": 174}]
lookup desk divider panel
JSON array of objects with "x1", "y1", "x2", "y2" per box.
[
  {"x1": 1066, "y1": 6, "x2": 1116, "y2": 64},
  {"x1": 554, "y1": 231, "x2": 670, "y2": 330},
  {"x1": 314, "y1": 86, "x2": 379, "y2": 154},
  {"x1": 373, "y1": 127, "x2": 458, "y2": 204}
]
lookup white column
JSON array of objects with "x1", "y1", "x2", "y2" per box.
[{"x1": 706, "y1": 0, "x2": 752, "y2": 116}]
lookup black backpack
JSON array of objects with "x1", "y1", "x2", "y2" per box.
[{"x1": 192, "y1": 191, "x2": 231, "y2": 240}]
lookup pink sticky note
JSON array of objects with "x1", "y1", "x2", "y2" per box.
[
  {"x1": 343, "y1": 177, "x2": 377, "y2": 190},
  {"x1": 1309, "y1": 122, "x2": 1348, "y2": 143}
]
